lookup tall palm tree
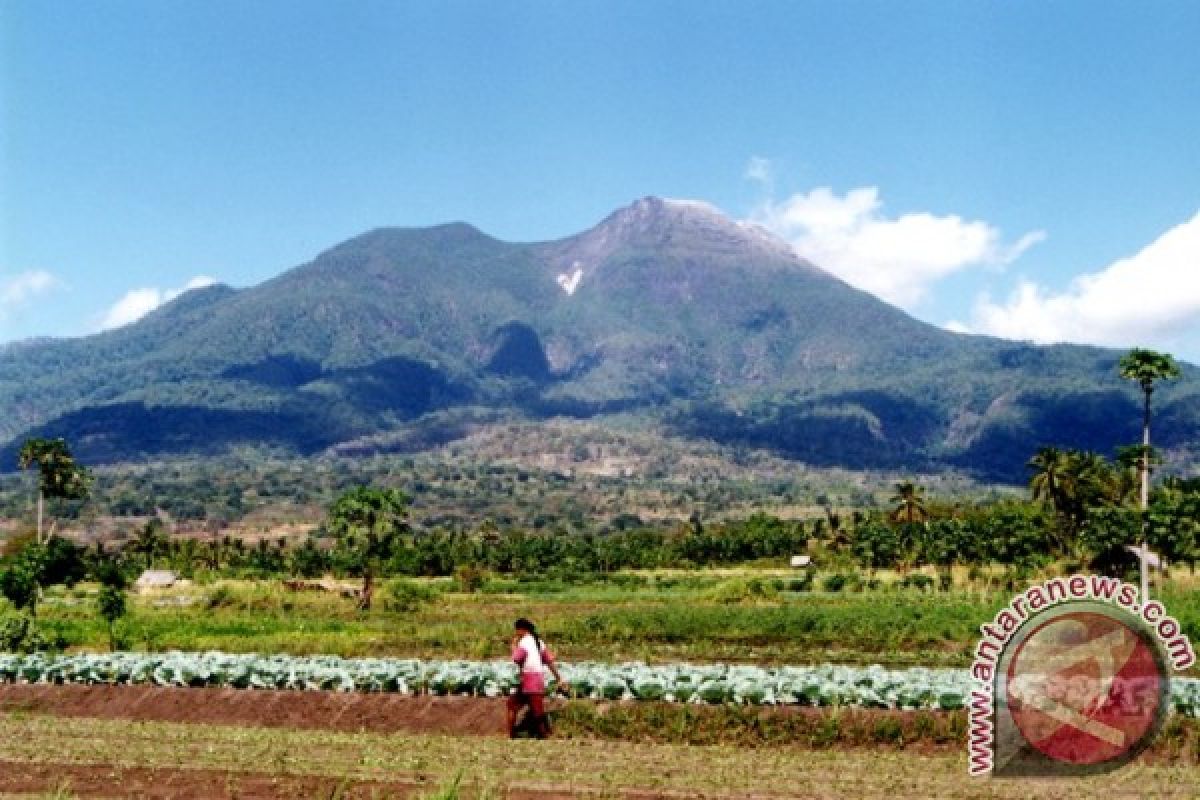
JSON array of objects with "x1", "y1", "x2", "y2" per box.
[
  {"x1": 1028, "y1": 446, "x2": 1074, "y2": 514},
  {"x1": 889, "y1": 481, "x2": 929, "y2": 525},
  {"x1": 17, "y1": 437, "x2": 91, "y2": 544},
  {"x1": 1119, "y1": 348, "x2": 1181, "y2": 599}
]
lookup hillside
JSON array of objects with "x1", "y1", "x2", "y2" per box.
[{"x1": 1, "y1": 197, "x2": 1197, "y2": 481}]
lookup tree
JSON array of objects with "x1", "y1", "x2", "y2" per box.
[
  {"x1": 17, "y1": 438, "x2": 91, "y2": 545},
  {"x1": 850, "y1": 517, "x2": 901, "y2": 573},
  {"x1": 94, "y1": 560, "x2": 129, "y2": 651},
  {"x1": 131, "y1": 518, "x2": 169, "y2": 568},
  {"x1": 888, "y1": 481, "x2": 929, "y2": 526},
  {"x1": 0, "y1": 536, "x2": 85, "y2": 620},
  {"x1": 1119, "y1": 347, "x2": 1182, "y2": 599},
  {"x1": 0, "y1": 547, "x2": 45, "y2": 617},
  {"x1": 1028, "y1": 448, "x2": 1119, "y2": 558},
  {"x1": 1028, "y1": 446, "x2": 1073, "y2": 513},
  {"x1": 326, "y1": 486, "x2": 411, "y2": 609}
]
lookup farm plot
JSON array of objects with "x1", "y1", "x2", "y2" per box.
[
  {"x1": 0, "y1": 710, "x2": 1197, "y2": 799},
  {"x1": 3, "y1": 651, "x2": 1199, "y2": 715}
]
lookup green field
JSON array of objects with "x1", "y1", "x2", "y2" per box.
[{"x1": 24, "y1": 573, "x2": 1200, "y2": 669}]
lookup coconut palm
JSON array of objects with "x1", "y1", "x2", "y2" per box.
[
  {"x1": 1119, "y1": 348, "x2": 1181, "y2": 599},
  {"x1": 17, "y1": 437, "x2": 91, "y2": 544},
  {"x1": 1028, "y1": 446, "x2": 1070, "y2": 508},
  {"x1": 1028, "y1": 446, "x2": 1081, "y2": 555},
  {"x1": 889, "y1": 481, "x2": 929, "y2": 525},
  {"x1": 1065, "y1": 450, "x2": 1118, "y2": 510}
]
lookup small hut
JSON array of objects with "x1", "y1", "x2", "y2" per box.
[{"x1": 134, "y1": 569, "x2": 178, "y2": 591}]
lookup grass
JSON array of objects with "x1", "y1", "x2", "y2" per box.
[
  {"x1": 0, "y1": 712, "x2": 1195, "y2": 799},
  {"x1": 553, "y1": 700, "x2": 1200, "y2": 757},
  {"x1": 27, "y1": 575, "x2": 1200, "y2": 669}
]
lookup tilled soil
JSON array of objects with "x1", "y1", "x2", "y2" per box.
[{"x1": 0, "y1": 683, "x2": 510, "y2": 735}]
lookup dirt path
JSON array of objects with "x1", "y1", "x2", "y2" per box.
[
  {"x1": 1, "y1": 684, "x2": 1196, "y2": 799},
  {"x1": 0, "y1": 762, "x2": 643, "y2": 800},
  {"x1": 0, "y1": 684, "x2": 509, "y2": 735}
]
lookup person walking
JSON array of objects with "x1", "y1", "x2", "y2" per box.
[{"x1": 507, "y1": 617, "x2": 568, "y2": 738}]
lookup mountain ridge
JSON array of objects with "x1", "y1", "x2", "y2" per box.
[{"x1": 2, "y1": 197, "x2": 1196, "y2": 481}]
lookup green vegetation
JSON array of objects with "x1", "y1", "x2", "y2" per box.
[
  {"x1": 0, "y1": 714, "x2": 1194, "y2": 798},
  {"x1": 16, "y1": 438, "x2": 91, "y2": 545},
  {"x1": 325, "y1": 485, "x2": 411, "y2": 608},
  {"x1": 9, "y1": 575, "x2": 1198, "y2": 669},
  {"x1": 1, "y1": 208, "x2": 1196, "y2": 482}
]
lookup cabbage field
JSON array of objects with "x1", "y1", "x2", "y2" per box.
[{"x1": 2, "y1": 650, "x2": 1198, "y2": 716}]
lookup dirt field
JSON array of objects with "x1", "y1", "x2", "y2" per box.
[
  {"x1": 0, "y1": 684, "x2": 1196, "y2": 799},
  {"x1": 0, "y1": 683, "x2": 507, "y2": 736}
]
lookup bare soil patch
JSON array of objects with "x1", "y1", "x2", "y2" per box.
[{"x1": 0, "y1": 683, "x2": 510, "y2": 736}]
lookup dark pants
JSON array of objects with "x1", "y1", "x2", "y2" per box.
[{"x1": 507, "y1": 690, "x2": 549, "y2": 738}]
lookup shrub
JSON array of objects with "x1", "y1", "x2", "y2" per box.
[
  {"x1": 454, "y1": 565, "x2": 488, "y2": 593},
  {"x1": 785, "y1": 574, "x2": 813, "y2": 592},
  {"x1": 96, "y1": 585, "x2": 128, "y2": 651},
  {"x1": 821, "y1": 573, "x2": 848, "y2": 593},
  {"x1": 707, "y1": 577, "x2": 779, "y2": 604},
  {"x1": 900, "y1": 574, "x2": 935, "y2": 592},
  {"x1": 204, "y1": 585, "x2": 236, "y2": 610},
  {"x1": 872, "y1": 715, "x2": 905, "y2": 745},
  {"x1": 0, "y1": 613, "x2": 53, "y2": 653},
  {"x1": 386, "y1": 579, "x2": 440, "y2": 612}
]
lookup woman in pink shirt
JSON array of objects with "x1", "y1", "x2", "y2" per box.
[{"x1": 507, "y1": 617, "x2": 568, "y2": 738}]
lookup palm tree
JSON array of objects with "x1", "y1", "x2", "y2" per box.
[
  {"x1": 1119, "y1": 348, "x2": 1181, "y2": 599},
  {"x1": 1028, "y1": 446, "x2": 1074, "y2": 509},
  {"x1": 1065, "y1": 451, "x2": 1118, "y2": 510},
  {"x1": 17, "y1": 437, "x2": 91, "y2": 544},
  {"x1": 889, "y1": 481, "x2": 929, "y2": 525},
  {"x1": 132, "y1": 518, "x2": 169, "y2": 567},
  {"x1": 1028, "y1": 446, "x2": 1080, "y2": 555}
]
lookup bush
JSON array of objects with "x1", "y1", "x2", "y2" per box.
[
  {"x1": 386, "y1": 579, "x2": 440, "y2": 612},
  {"x1": 899, "y1": 574, "x2": 935, "y2": 592},
  {"x1": 0, "y1": 613, "x2": 54, "y2": 653},
  {"x1": 204, "y1": 585, "x2": 237, "y2": 610},
  {"x1": 821, "y1": 573, "x2": 848, "y2": 593},
  {"x1": 707, "y1": 577, "x2": 779, "y2": 605},
  {"x1": 785, "y1": 574, "x2": 814, "y2": 592},
  {"x1": 454, "y1": 565, "x2": 488, "y2": 593},
  {"x1": 96, "y1": 585, "x2": 128, "y2": 651}
]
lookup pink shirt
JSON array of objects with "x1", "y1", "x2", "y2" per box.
[{"x1": 512, "y1": 634, "x2": 555, "y2": 693}]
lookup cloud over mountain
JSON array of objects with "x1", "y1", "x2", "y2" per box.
[
  {"x1": 967, "y1": 210, "x2": 1200, "y2": 356},
  {"x1": 749, "y1": 187, "x2": 1044, "y2": 309},
  {"x1": 99, "y1": 276, "x2": 217, "y2": 330}
]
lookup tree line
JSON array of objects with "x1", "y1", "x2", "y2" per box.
[{"x1": 1, "y1": 348, "x2": 1193, "y2": 648}]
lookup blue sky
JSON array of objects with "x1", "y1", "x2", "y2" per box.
[{"x1": 3, "y1": 1, "x2": 1199, "y2": 360}]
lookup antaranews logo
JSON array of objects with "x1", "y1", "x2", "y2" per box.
[{"x1": 968, "y1": 575, "x2": 1195, "y2": 777}]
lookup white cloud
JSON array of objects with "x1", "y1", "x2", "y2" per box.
[
  {"x1": 99, "y1": 275, "x2": 216, "y2": 330},
  {"x1": 0, "y1": 270, "x2": 62, "y2": 313},
  {"x1": 749, "y1": 187, "x2": 1045, "y2": 308},
  {"x1": 965, "y1": 211, "x2": 1200, "y2": 354},
  {"x1": 943, "y1": 319, "x2": 971, "y2": 334},
  {"x1": 744, "y1": 156, "x2": 773, "y2": 187}
]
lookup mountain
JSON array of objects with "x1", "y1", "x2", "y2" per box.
[{"x1": 2, "y1": 196, "x2": 1197, "y2": 481}]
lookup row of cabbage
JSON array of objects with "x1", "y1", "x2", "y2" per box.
[{"x1": 1, "y1": 651, "x2": 1197, "y2": 716}]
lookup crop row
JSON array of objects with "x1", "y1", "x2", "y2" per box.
[{"x1": 1, "y1": 651, "x2": 1197, "y2": 716}]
